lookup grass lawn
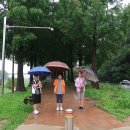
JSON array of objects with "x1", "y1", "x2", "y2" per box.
[
  {"x1": 85, "y1": 83, "x2": 130, "y2": 120},
  {"x1": 0, "y1": 88, "x2": 32, "y2": 130}
]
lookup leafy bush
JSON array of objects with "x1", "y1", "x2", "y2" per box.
[
  {"x1": 85, "y1": 83, "x2": 130, "y2": 120},
  {"x1": 66, "y1": 80, "x2": 75, "y2": 89},
  {"x1": 5, "y1": 78, "x2": 30, "y2": 90}
]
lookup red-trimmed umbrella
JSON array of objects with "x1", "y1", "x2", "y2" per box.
[{"x1": 44, "y1": 61, "x2": 69, "y2": 71}]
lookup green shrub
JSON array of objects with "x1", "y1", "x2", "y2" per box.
[
  {"x1": 85, "y1": 83, "x2": 130, "y2": 120},
  {"x1": 0, "y1": 88, "x2": 32, "y2": 130},
  {"x1": 66, "y1": 81, "x2": 75, "y2": 89},
  {"x1": 5, "y1": 78, "x2": 17, "y2": 90},
  {"x1": 115, "y1": 98, "x2": 130, "y2": 109},
  {"x1": 5, "y1": 78, "x2": 30, "y2": 90}
]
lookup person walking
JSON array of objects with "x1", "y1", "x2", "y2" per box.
[
  {"x1": 32, "y1": 75, "x2": 42, "y2": 114},
  {"x1": 75, "y1": 71, "x2": 87, "y2": 109},
  {"x1": 53, "y1": 74, "x2": 65, "y2": 111}
]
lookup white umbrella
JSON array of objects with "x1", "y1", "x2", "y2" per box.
[{"x1": 74, "y1": 66, "x2": 99, "y2": 82}]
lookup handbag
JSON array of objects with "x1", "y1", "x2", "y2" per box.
[{"x1": 35, "y1": 88, "x2": 40, "y2": 95}]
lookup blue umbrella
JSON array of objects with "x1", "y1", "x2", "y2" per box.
[{"x1": 28, "y1": 66, "x2": 51, "y2": 76}]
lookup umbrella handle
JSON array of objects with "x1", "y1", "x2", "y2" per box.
[{"x1": 87, "y1": 72, "x2": 90, "y2": 80}]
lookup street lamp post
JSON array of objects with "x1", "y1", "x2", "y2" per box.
[
  {"x1": 1, "y1": 16, "x2": 7, "y2": 95},
  {"x1": 1, "y1": 16, "x2": 54, "y2": 95},
  {"x1": 6, "y1": 25, "x2": 54, "y2": 30}
]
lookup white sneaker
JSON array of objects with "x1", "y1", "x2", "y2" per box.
[
  {"x1": 33, "y1": 110, "x2": 39, "y2": 115},
  {"x1": 56, "y1": 106, "x2": 59, "y2": 111},
  {"x1": 60, "y1": 107, "x2": 63, "y2": 111}
]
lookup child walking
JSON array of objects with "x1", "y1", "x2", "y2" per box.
[{"x1": 53, "y1": 74, "x2": 65, "y2": 111}]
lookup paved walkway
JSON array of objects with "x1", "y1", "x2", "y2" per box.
[
  {"x1": 16, "y1": 86, "x2": 130, "y2": 130},
  {"x1": 16, "y1": 124, "x2": 79, "y2": 130}
]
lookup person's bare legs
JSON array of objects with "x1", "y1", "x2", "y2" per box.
[
  {"x1": 59, "y1": 94, "x2": 63, "y2": 110},
  {"x1": 79, "y1": 92, "x2": 84, "y2": 109},
  {"x1": 80, "y1": 99, "x2": 84, "y2": 107},
  {"x1": 33, "y1": 104, "x2": 40, "y2": 114},
  {"x1": 37, "y1": 103, "x2": 41, "y2": 112},
  {"x1": 33, "y1": 104, "x2": 37, "y2": 111}
]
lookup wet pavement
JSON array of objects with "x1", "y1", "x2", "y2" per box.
[{"x1": 16, "y1": 85, "x2": 130, "y2": 130}]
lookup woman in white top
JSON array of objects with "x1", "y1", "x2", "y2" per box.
[
  {"x1": 75, "y1": 71, "x2": 87, "y2": 109},
  {"x1": 32, "y1": 75, "x2": 42, "y2": 115}
]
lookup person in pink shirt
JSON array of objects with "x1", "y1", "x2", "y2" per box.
[{"x1": 75, "y1": 71, "x2": 87, "y2": 109}]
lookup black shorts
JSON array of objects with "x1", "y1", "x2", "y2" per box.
[
  {"x1": 32, "y1": 94, "x2": 41, "y2": 104},
  {"x1": 56, "y1": 94, "x2": 63, "y2": 103}
]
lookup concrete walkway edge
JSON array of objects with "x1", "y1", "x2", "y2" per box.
[{"x1": 16, "y1": 124, "x2": 80, "y2": 130}]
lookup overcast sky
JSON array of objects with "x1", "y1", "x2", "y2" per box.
[
  {"x1": 53, "y1": 0, "x2": 130, "y2": 5},
  {"x1": 123, "y1": 0, "x2": 130, "y2": 4}
]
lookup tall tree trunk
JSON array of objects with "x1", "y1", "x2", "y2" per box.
[
  {"x1": 29, "y1": 44, "x2": 34, "y2": 86},
  {"x1": 67, "y1": 43, "x2": 74, "y2": 82},
  {"x1": 70, "y1": 67, "x2": 74, "y2": 83},
  {"x1": 91, "y1": 35, "x2": 99, "y2": 89},
  {"x1": 16, "y1": 46, "x2": 26, "y2": 91},
  {"x1": 29, "y1": 59, "x2": 33, "y2": 86},
  {"x1": 91, "y1": 15, "x2": 99, "y2": 89},
  {"x1": 67, "y1": 70, "x2": 71, "y2": 81},
  {"x1": 12, "y1": 53, "x2": 14, "y2": 93},
  {"x1": 34, "y1": 55, "x2": 37, "y2": 66},
  {"x1": 70, "y1": 44, "x2": 74, "y2": 82},
  {"x1": 92, "y1": 35, "x2": 96, "y2": 72},
  {"x1": 78, "y1": 43, "x2": 82, "y2": 66},
  {"x1": 29, "y1": 58, "x2": 33, "y2": 86},
  {"x1": 63, "y1": 71, "x2": 66, "y2": 80}
]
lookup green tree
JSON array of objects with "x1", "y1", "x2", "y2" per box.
[
  {"x1": 98, "y1": 4, "x2": 130, "y2": 83},
  {"x1": 7, "y1": 0, "x2": 49, "y2": 91},
  {"x1": 4, "y1": 0, "x2": 130, "y2": 91},
  {"x1": 98, "y1": 48, "x2": 130, "y2": 82}
]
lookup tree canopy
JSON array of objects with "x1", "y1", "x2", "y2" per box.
[{"x1": 0, "y1": 0, "x2": 130, "y2": 91}]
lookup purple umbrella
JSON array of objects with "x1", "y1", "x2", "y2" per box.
[{"x1": 74, "y1": 66, "x2": 99, "y2": 82}]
